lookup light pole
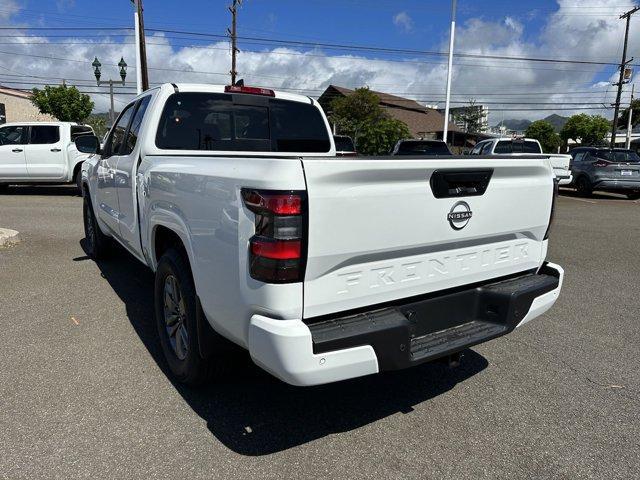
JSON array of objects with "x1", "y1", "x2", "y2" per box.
[{"x1": 92, "y1": 56, "x2": 128, "y2": 125}]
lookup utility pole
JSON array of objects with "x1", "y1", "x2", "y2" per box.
[
  {"x1": 626, "y1": 83, "x2": 635, "y2": 149},
  {"x1": 442, "y1": 0, "x2": 457, "y2": 144},
  {"x1": 611, "y1": 6, "x2": 640, "y2": 148},
  {"x1": 132, "y1": 0, "x2": 149, "y2": 93},
  {"x1": 228, "y1": 0, "x2": 242, "y2": 85}
]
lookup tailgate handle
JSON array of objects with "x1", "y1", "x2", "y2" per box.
[{"x1": 430, "y1": 169, "x2": 493, "y2": 198}]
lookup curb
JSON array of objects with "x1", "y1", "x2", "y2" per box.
[{"x1": 0, "y1": 228, "x2": 21, "y2": 247}]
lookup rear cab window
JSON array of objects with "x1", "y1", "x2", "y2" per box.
[
  {"x1": 155, "y1": 92, "x2": 331, "y2": 153},
  {"x1": 396, "y1": 141, "x2": 451, "y2": 155},
  {"x1": 495, "y1": 140, "x2": 542, "y2": 154}
]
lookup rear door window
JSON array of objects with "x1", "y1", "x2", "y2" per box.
[
  {"x1": 155, "y1": 92, "x2": 330, "y2": 153},
  {"x1": 29, "y1": 126, "x2": 60, "y2": 144}
]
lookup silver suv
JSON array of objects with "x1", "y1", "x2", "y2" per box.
[{"x1": 569, "y1": 147, "x2": 640, "y2": 199}]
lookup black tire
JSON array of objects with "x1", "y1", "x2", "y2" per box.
[
  {"x1": 83, "y1": 194, "x2": 111, "y2": 259},
  {"x1": 155, "y1": 248, "x2": 212, "y2": 386},
  {"x1": 0, "y1": 184, "x2": 8, "y2": 193},
  {"x1": 576, "y1": 176, "x2": 592, "y2": 197},
  {"x1": 75, "y1": 168, "x2": 83, "y2": 193},
  {"x1": 627, "y1": 192, "x2": 640, "y2": 200}
]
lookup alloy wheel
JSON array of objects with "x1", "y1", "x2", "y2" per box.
[{"x1": 163, "y1": 274, "x2": 189, "y2": 360}]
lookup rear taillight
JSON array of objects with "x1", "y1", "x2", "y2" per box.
[
  {"x1": 242, "y1": 189, "x2": 306, "y2": 283},
  {"x1": 592, "y1": 160, "x2": 610, "y2": 167},
  {"x1": 544, "y1": 178, "x2": 559, "y2": 240}
]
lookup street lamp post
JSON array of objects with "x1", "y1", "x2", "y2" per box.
[{"x1": 92, "y1": 57, "x2": 128, "y2": 125}]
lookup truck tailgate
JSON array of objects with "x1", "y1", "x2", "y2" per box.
[{"x1": 301, "y1": 156, "x2": 554, "y2": 319}]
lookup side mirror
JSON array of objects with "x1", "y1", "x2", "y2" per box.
[{"x1": 75, "y1": 135, "x2": 100, "y2": 154}]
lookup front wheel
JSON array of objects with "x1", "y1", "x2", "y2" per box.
[
  {"x1": 83, "y1": 195, "x2": 111, "y2": 259},
  {"x1": 75, "y1": 169, "x2": 83, "y2": 193},
  {"x1": 0, "y1": 184, "x2": 8, "y2": 193},
  {"x1": 627, "y1": 191, "x2": 640, "y2": 200}
]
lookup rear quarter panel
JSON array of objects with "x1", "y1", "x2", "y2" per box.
[{"x1": 137, "y1": 155, "x2": 307, "y2": 346}]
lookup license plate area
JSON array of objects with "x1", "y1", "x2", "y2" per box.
[{"x1": 621, "y1": 170, "x2": 634, "y2": 176}]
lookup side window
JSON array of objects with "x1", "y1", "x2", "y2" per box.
[
  {"x1": 494, "y1": 141, "x2": 512, "y2": 154},
  {"x1": 29, "y1": 126, "x2": 60, "y2": 145},
  {"x1": 481, "y1": 141, "x2": 493, "y2": 155},
  {"x1": 471, "y1": 142, "x2": 484, "y2": 155},
  {"x1": 123, "y1": 96, "x2": 152, "y2": 155},
  {"x1": 573, "y1": 152, "x2": 585, "y2": 163},
  {"x1": 104, "y1": 103, "x2": 136, "y2": 157},
  {"x1": 0, "y1": 125, "x2": 26, "y2": 145}
]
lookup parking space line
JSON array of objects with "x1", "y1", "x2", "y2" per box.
[{"x1": 560, "y1": 196, "x2": 597, "y2": 204}]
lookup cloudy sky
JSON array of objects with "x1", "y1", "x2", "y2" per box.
[{"x1": 0, "y1": 0, "x2": 638, "y2": 124}]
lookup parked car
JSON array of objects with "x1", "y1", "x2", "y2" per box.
[
  {"x1": 0, "y1": 122, "x2": 94, "y2": 191},
  {"x1": 76, "y1": 83, "x2": 563, "y2": 387},
  {"x1": 333, "y1": 135, "x2": 357, "y2": 156},
  {"x1": 569, "y1": 147, "x2": 640, "y2": 199},
  {"x1": 391, "y1": 139, "x2": 452, "y2": 155},
  {"x1": 471, "y1": 137, "x2": 572, "y2": 185}
]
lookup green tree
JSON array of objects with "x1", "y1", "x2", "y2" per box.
[
  {"x1": 560, "y1": 113, "x2": 610, "y2": 145},
  {"x1": 330, "y1": 87, "x2": 411, "y2": 155},
  {"x1": 618, "y1": 99, "x2": 640, "y2": 129},
  {"x1": 525, "y1": 120, "x2": 562, "y2": 152},
  {"x1": 453, "y1": 100, "x2": 484, "y2": 133},
  {"x1": 84, "y1": 114, "x2": 108, "y2": 138},
  {"x1": 31, "y1": 85, "x2": 94, "y2": 123}
]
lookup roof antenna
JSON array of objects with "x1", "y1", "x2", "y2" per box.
[{"x1": 236, "y1": 78, "x2": 244, "y2": 87}]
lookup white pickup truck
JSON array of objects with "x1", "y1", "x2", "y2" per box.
[
  {"x1": 470, "y1": 137, "x2": 572, "y2": 185},
  {"x1": 76, "y1": 83, "x2": 564, "y2": 387},
  {"x1": 0, "y1": 121, "x2": 94, "y2": 191}
]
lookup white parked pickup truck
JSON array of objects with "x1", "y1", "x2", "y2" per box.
[
  {"x1": 76, "y1": 84, "x2": 564, "y2": 387},
  {"x1": 470, "y1": 137, "x2": 572, "y2": 185},
  {"x1": 0, "y1": 122, "x2": 94, "y2": 191}
]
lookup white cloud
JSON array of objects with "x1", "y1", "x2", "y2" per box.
[
  {"x1": 0, "y1": 0, "x2": 21, "y2": 22},
  {"x1": 0, "y1": 0, "x2": 636, "y2": 124},
  {"x1": 393, "y1": 12, "x2": 414, "y2": 32}
]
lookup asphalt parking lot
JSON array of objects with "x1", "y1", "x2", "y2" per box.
[{"x1": 1, "y1": 186, "x2": 639, "y2": 480}]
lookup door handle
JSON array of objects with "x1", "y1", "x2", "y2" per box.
[
  {"x1": 12, "y1": 148, "x2": 23, "y2": 153},
  {"x1": 50, "y1": 148, "x2": 61, "y2": 152}
]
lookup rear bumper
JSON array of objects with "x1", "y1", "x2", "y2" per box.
[
  {"x1": 248, "y1": 263, "x2": 564, "y2": 386},
  {"x1": 593, "y1": 179, "x2": 640, "y2": 191},
  {"x1": 558, "y1": 174, "x2": 573, "y2": 186}
]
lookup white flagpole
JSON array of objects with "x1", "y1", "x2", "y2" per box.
[{"x1": 443, "y1": 0, "x2": 457, "y2": 144}]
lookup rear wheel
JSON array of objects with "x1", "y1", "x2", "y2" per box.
[
  {"x1": 576, "y1": 176, "x2": 592, "y2": 197},
  {"x1": 0, "y1": 184, "x2": 8, "y2": 193},
  {"x1": 627, "y1": 192, "x2": 640, "y2": 200},
  {"x1": 155, "y1": 248, "x2": 211, "y2": 386},
  {"x1": 154, "y1": 248, "x2": 242, "y2": 386},
  {"x1": 83, "y1": 194, "x2": 111, "y2": 259}
]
